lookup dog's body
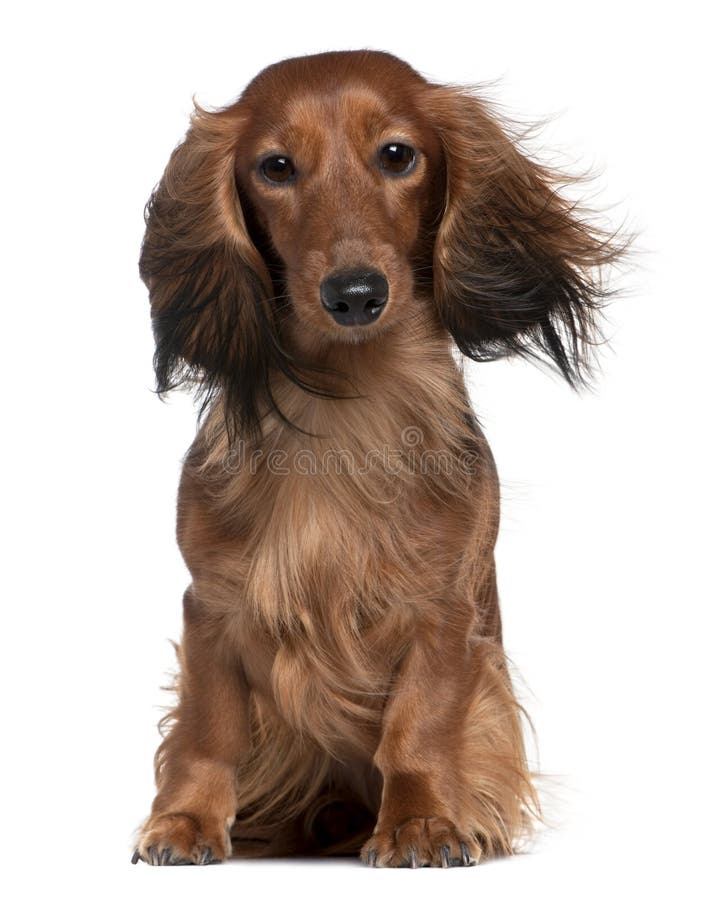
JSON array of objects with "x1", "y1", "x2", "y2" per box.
[{"x1": 133, "y1": 51, "x2": 620, "y2": 868}]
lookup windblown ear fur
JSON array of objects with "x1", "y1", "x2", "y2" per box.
[
  {"x1": 139, "y1": 102, "x2": 278, "y2": 438},
  {"x1": 430, "y1": 87, "x2": 627, "y2": 383}
]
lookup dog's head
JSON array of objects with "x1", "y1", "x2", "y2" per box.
[{"x1": 140, "y1": 50, "x2": 622, "y2": 436}]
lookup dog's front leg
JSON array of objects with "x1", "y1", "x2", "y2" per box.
[
  {"x1": 133, "y1": 589, "x2": 249, "y2": 865},
  {"x1": 361, "y1": 602, "x2": 529, "y2": 869},
  {"x1": 361, "y1": 628, "x2": 480, "y2": 868}
]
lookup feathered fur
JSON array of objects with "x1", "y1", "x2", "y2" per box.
[{"x1": 133, "y1": 50, "x2": 624, "y2": 868}]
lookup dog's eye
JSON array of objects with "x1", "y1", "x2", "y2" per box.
[
  {"x1": 260, "y1": 155, "x2": 296, "y2": 184},
  {"x1": 379, "y1": 143, "x2": 416, "y2": 175}
]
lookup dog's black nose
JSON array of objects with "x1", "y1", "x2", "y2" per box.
[{"x1": 320, "y1": 271, "x2": 389, "y2": 326}]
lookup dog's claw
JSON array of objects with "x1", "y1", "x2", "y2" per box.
[
  {"x1": 440, "y1": 845, "x2": 451, "y2": 868},
  {"x1": 460, "y1": 842, "x2": 473, "y2": 866},
  {"x1": 132, "y1": 843, "x2": 218, "y2": 867},
  {"x1": 367, "y1": 849, "x2": 377, "y2": 867},
  {"x1": 409, "y1": 847, "x2": 418, "y2": 868}
]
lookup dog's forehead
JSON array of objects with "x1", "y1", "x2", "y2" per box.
[
  {"x1": 242, "y1": 49, "x2": 426, "y2": 97},
  {"x1": 240, "y1": 51, "x2": 428, "y2": 138},
  {"x1": 262, "y1": 86, "x2": 420, "y2": 145}
]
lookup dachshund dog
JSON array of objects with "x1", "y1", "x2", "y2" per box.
[{"x1": 132, "y1": 50, "x2": 621, "y2": 868}]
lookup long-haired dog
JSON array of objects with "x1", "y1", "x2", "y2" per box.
[{"x1": 132, "y1": 50, "x2": 622, "y2": 868}]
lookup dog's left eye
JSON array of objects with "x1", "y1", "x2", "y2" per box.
[{"x1": 379, "y1": 143, "x2": 416, "y2": 175}]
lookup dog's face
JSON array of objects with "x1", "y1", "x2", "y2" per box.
[
  {"x1": 235, "y1": 54, "x2": 443, "y2": 345},
  {"x1": 140, "y1": 50, "x2": 621, "y2": 436}
]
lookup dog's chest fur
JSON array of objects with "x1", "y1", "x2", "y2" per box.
[
  {"x1": 230, "y1": 463, "x2": 465, "y2": 753},
  {"x1": 180, "y1": 347, "x2": 488, "y2": 749}
]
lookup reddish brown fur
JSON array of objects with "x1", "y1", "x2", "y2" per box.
[{"x1": 133, "y1": 50, "x2": 621, "y2": 868}]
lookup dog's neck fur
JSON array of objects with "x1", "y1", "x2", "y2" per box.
[
  {"x1": 196, "y1": 310, "x2": 477, "y2": 486},
  {"x1": 183, "y1": 313, "x2": 495, "y2": 703}
]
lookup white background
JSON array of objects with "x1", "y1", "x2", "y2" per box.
[{"x1": 2, "y1": 1, "x2": 709, "y2": 897}]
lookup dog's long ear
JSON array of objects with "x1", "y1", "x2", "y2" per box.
[
  {"x1": 429, "y1": 87, "x2": 625, "y2": 383},
  {"x1": 140, "y1": 101, "x2": 276, "y2": 438}
]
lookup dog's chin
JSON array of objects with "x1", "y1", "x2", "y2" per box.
[
  {"x1": 283, "y1": 301, "x2": 395, "y2": 357},
  {"x1": 326, "y1": 319, "x2": 391, "y2": 345}
]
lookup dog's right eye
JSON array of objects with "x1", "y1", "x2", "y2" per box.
[{"x1": 260, "y1": 155, "x2": 296, "y2": 184}]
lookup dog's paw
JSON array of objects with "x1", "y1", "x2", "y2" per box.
[
  {"x1": 360, "y1": 816, "x2": 482, "y2": 868},
  {"x1": 131, "y1": 812, "x2": 229, "y2": 866}
]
